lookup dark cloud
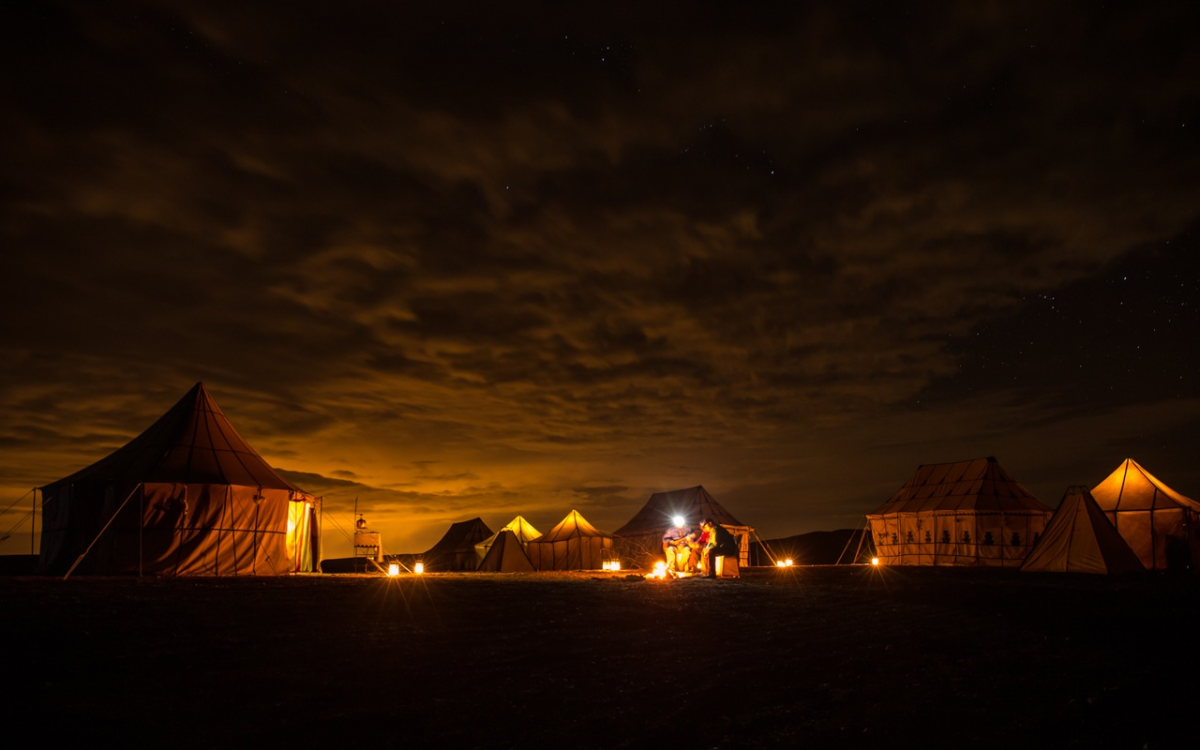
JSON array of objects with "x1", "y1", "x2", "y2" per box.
[{"x1": 3, "y1": 1, "x2": 1199, "y2": 556}]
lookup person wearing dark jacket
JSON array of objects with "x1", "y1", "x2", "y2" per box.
[{"x1": 700, "y1": 518, "x2": 739, "y2": 578}]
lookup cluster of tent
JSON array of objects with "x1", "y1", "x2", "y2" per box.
[
  {"x1": 34, "y1": 384, "x2": 1197, "y2": 578},
  {"x1": 867, "y1": 456, "x2": 1200, "y2": 574},
  {"x1": 409, "y1": 485, "x2": 755, "y2": 573},
  {"x1": 31, "y1": 381, "x2": 755, "y2": 577},
  {"x1": 412, "y1": 510, "x2": 615, "y2": 573}
]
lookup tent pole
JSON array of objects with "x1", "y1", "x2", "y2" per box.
[
  {"x1": 837, "y1": 517, "x2": 870, "y2": 565},
  {"x1": 835, "y1": 524, "x2": 857, "y2": 565},
  {"x1": 751, "y1": 529, "x2": 779, "y2": 566},
  {"x1": 64, "y1": 484, "x2": 142, "y2": 581},
  {"x1": 32, "y1": 487, "x2": 37, "y2": 555},
  {"x1": 138, "y1": 489, "x2": 144, "y2": 577},
  {"x1": 852, "y1": 518, "x2": 870, "y2": 562}
]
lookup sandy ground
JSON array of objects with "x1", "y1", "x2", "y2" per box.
[{"x1": 2, "y1": 566, "x2": 1196, "y2": 749}]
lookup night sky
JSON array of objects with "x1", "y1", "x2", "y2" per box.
[{"x1": 3, "y1": 2, "x2": 1198, "y2": 558}]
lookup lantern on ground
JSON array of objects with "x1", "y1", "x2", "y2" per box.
[
  {"x1": 414, "y1": 562, "x2": 425, "y2": 574},
  {"x1": 387, "y1": 562, "x2": 400, "y2": 576}
]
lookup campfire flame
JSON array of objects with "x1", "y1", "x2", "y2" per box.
[{"x1": 644, "y1": 561, "x2": 669, "y2": 580}]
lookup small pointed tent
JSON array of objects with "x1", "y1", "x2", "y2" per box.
[
  {"x1": 1021, "y1": 487, "x2": 1145, "y2": 574},
  {"x1": 474, "y1": 515, "x2": 541, "y2": 564},
  {"x1": 38, "y1": 383, "x2": 321, "y2": 576},
  {"x1": 476, "y1": 529, "x2": 536, "y2": 572},
  {"x1": 612, "y1": 485, "x2": 752, "y2": 567},
  {"x1": 423, "y1": 517, "x2": 493, "y2": 571},
  {"x1": 867, "y1": 457, "x2": 1052, "y2": 567},
  {"x1": 1090, "y1": 459, "x2": 1200, "y2": 571},
  {"x1": 526, "y1": 510, "x2": 614, "y2": 571}
]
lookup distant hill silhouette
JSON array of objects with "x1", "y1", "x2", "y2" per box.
[{"x1": 750, "y1": 529, "x2": 872, "y2": 566}]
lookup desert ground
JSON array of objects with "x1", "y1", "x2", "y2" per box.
[{"x1": 2, "y1": 566, "x2": 1196, "y2": 749}]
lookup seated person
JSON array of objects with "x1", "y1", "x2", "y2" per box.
[
  {"x1": 689, "y1": 525, "x2": 711, "y2": 575},
  {"x1": 699, "y1": 518, "x2": 739, "y2": 578},
  {"x1": 662, "y1": 523, "x2": 693, "y2": 572}
]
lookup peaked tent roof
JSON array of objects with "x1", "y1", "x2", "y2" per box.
[
  {"x1": 526, "y1": 509, "x2": 614, "y2": 570},
  {"x1": 42, "y1": 382, "x2": 306, "y2": 493},
  {"x1": 1021, "y1": 487, "x2": 1145, "y2": 574},
  {"x1": 425, "y1": 517, "x2": 493, "y2": 556},
  {"x1": 537, "y1": 509, "x2": 612, "y2": 541},
  {"x1": 500, "y1": 515, "x2": 542, "y2": 542},
  {"x1": 476, "y1": 529, "x2": 536, "y2": 572},
  {"x1": 475, "y1": 515, "x2": 542, "y2": 563},
  {"x1": 1091, "y1": 458, "x2": 1200, "y2": 514},
  {"x1": 613, "y1": 485, "x2": 746, "y2": 536},
  {"x1": 869, "y1": 457, "x2": 1051, "y2": 515},
  {"x1": 1090, "y1": 458, "x2": 1200, "y2": 570}
]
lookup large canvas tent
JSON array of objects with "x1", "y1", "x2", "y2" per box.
[
  {"x1": 474, "y1": 515, "x2": 541, "y2": 565},
  {"x1": 38, "y1": 383, "x2": 321, "y2": 576},
  {"x1": 1091, "y1": 459, "x2": 1200, "y2": 571},
  {"x1": 868, "y1": 457, "x2": 1052, "y2": 567},
  {"x1": 423, "y1": 517, "x2": 493, "y2": 571},
  {"x1": 526, "y1": 510, "x2": 613, "y2": 571},
  {"x1": 612, "y1": 485, "x2": 752, "y2": 567},
  {"x1": 1021, "y1": 487, "x2": 1144, "y2": 574},
  {"x1": 476, "y1": 529, "x2": 536, "y2": 572}
]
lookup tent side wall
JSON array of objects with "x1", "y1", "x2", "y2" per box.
[
  {"x1": 37, "y1": 481, "x2": 121, "y2": 575},
  {"x1": 869, "y1": 511, "x2": 1049, "y2": 567},
  {"x1": 1104, "y1": 507, "x2": 1195, "y2": 570},
  {"x1": 37, "y1": 482, "x2": 308, "y2": 576},
  {"x1": 528, "y1": 535, "x2": 614, "y2": 571}
]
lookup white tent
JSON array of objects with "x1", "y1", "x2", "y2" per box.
[
  {"x1": 476, "y1": 529, "x2": 536, "y2": 572},
  {"x1": 474, "y1": 515, "x2": 541, "y2": 565},
  {"x1": 1021, "y1": 487, "x2": 1144, "y2": 574}
]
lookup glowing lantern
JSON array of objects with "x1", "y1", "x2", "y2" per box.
[
  {"x1": 601, "y1": 561, "x2": 611, "y2": 571},
  {"x1": 672, "y1": 515, "x2": 685, "y2": 527},
  {"x1": 784, "y1": 559, "x2": 794, "y2": 567},
  {"x1": 387, "y1": 562, "x2": 400, "y2": 576},
  {"x1": 611, "y1": 560, "x2": 620, "y2": 571},
  {"x1": 414, "y1": 562, "x2": 425, "y2": 574},
  {"x1": 871, "y1": 557, "x2": 880, "y2": 566}
]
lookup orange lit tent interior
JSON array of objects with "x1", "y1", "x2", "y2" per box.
[
  {"x1": 1090, "y1": 458, "x2": 1200, "y2": 571},
  {"x1": 867, "y1": 457, "x2": 1053, "y2": 567},
  {"x1": 612, "y1": 485, "x2": 753, "y2": 570},
  {"x1": 37, "y1": 382, "x2": 321, "y2": 576}
]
